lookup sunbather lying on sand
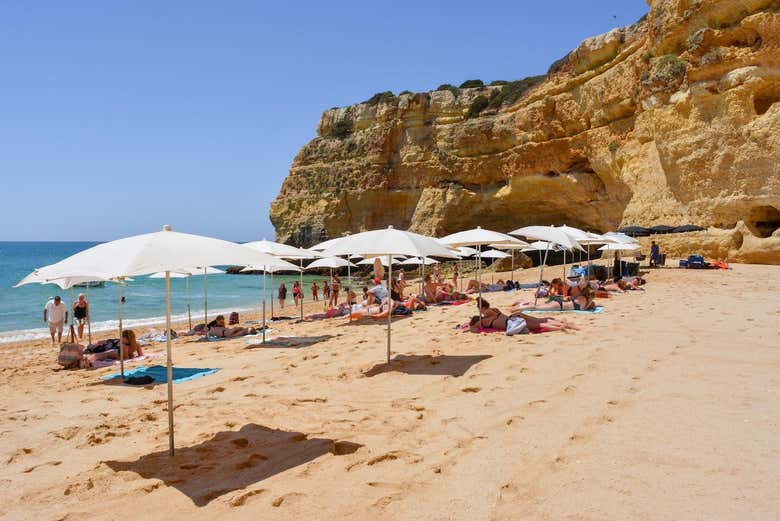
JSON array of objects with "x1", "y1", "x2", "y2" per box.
[
  {"x1": 304, "y1": 304, "x2": 352, "y2": 320},
  {"x1": 207, "y1": 315, "x2": 256, "y2": 338},
  {"x1": 465, "y1": 279, "x2": 508, "y2": 293},
  {"x1": 469, "y1": 298, "x2": 578, "y2": 333},
  {"x1": 511, "y1": 285, "x2": 597, "y2": 312},
  {"x1": 420, "y1": 275, "x2": 468, "y2": 303}
]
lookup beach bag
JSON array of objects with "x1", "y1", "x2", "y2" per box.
[
  {"x1": 535, "y1": 286, "x2": 548, "y2": 298},
  {"x1": 229, "y1": 312, "x2": 239, "y2": 325},
  {"x1": 58, "y1": 343, "x2": 84, "y2": 368},
  {"x1": 505, "y1": 317, "x2": 529, "y2": 336}
]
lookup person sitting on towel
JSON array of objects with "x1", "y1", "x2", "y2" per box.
[
  {"x1": 511, "y1": 285, "x2": 597, "y2": 312},
  {"x1": 84, "y1": 329, "x2": 145, "y2": 367}
]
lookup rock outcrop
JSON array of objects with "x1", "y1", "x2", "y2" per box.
[{"x1": 271, "y1": 0, "x2": 780, "y2": 264}]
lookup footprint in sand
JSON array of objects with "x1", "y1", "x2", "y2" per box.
[
  {"x1": 23, "y1": 460, "x2": 62, "y2": 473},
  {"x1": 528, "y1": 399, "x2": 547, "y2": 406},
  {"x1": 231, "y1": 376, "x2": 251, "y2": 382},
  {"x1": 461, "y1": 387, "x2": 481, "y2": 393},
  {"x1": 209, "y1": 386, "x2": 225, "y2": 393},
  {"x1": 6, "y1": 447, "x2": 33, "y2": 464},
  {"x1": 228, "y1": 488, "x2": 266, "y2": 507},
  {"x1": 235, "y1": 453, "x2": 268, "y2": 469},
  {"x1": 271, "y1": 492, "x2": 305, "y2": 507}
]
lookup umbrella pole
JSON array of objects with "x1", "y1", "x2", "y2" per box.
[
  {"x1": 387, "y1": 254, "x2": 392, "y2": 363},
  {"x1": 421, "y1": 262, "x2": 425, "y2": 296},
  {"x1": 203, "y1": 268, "x2": 208, "y2": 329},
  {"x1": 270, "y1": 271, "x2": 274, "y2": 319},
  {"x1": 165, "y1": 271, "x2": 174, "y2": 457},
  {"x1": 299, "y1": 259, "x2": 304, "y2": 321},
  {"x1": 70, "y1": 287, "x2": 74, "y2": 340},
  {"x1": 477, "y1": 245, "x2": 482, "y2": 316},
  {"x1": 86, "y1": 284, "x2": 91, "y2": 345},
  {"x1": 186, "y1": 276, "x2": 191, "y2": 331},
  {"x1": 511, "y1": 252, "x2": 514, "y2": 287},
  {"x1": 563, "y1": 250, "x2": 566, "y2": 280},
  {"x1": 262, "y1": 268, "x2": 267, "y2": 344},
  {"x1": 118, "y1": 279, "x2": 124, "y2": 377},
  {"x1": 328, "y1": 268, "x2": 332, "y2": 311}
]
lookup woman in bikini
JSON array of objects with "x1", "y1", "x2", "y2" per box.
[
  {"x1": 469, "y1": 298, "x2": 578, "y2": 333},
  {"x1": 329, "y1": 273, "x2": 341, "y2": 307},
  {"x1": 511, "y1": 285, "x2": 597, "y2": 312},
  {"x1": 292, "y1": 281, "x2": 303, "y2": 307},
  {"x1": 72, "y1": 293, "x2": 89, "y2": 340},
  {"x1": 83, "y1": 329, "x2": 146, "y2": 367}
]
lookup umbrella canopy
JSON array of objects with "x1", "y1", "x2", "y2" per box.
[
  {"x1": 454, "y1": 246, "x2": 478, "y2": 257},
  {"x1": 148, "y1": 266, "x2": 225, "y2": 278},
  {"x1": 438, "y1": 226, "x2": 517, "y2": 248},
  {"x1": 617, "y1": 225, "x2": 651, "y2": 237},
  {"x1": 243, "y1": 239, "x2": 319, "y2": 259},
  {"x1": 672, "y1": 224, "x2": 705, "y2": 233},
  {"x1": 305, "y1": 257, "x2": 356, "y2": 270},
  {"x1": 19, "y1": 225, "x2": 299, "y2": 457},
  {"x1": 30, "y1": 226, "x2": 297, "y2": 279},
  {"x1": 356, "y1": 257, "x2": 403, "y2": 266},
  {"x1": 15, "y1": 273, "x2": 111, "y2": 290},
  {"x1": 510, "y1": 226, "x2": 584, "y2": 251},
  {"x1": 480, "y1": 249, "x2": 511, "y2": 259},
  {"x1": 401, "y1": 257, "x2": 440, "y2": 265},
  {"x1": 521, "y1": 240, "x2": 564, "y2": 252},
  {"x1": 598, "y1": 242, "x2": 640, "y2": 251},
  {"x1": 603, "y1": 232, "x2": 639, "y2": 244},
  {"x1": 649, "y1": 224, "x2": 676, "y2": 234},
  {"x1": 308, "y1": 236, "x2": 347, "y2": 251},
  {"x1": 320, "y1": 226, "x2": 458, "y2": 259}
]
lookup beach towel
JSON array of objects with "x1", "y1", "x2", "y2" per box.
[
  {"x1": 90, "y1": 352, "x2": 164, "y2": 369},
  {"x1": 523, "y1": 306, "x2": 604, "y2": 314},
  {"x1": 245, "y1": 335, "x2": 332, "y2": 349},
  {"x1": 101, "y1": 365, "x2": 219, "y2": 384},
  {"x1": 435, "y1": 300, "x2": 470, "y2": 306}
]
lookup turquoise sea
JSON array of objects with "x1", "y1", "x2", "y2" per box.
[{"x1": 0, "y1": 242, "x2": 327, "y2": 344}]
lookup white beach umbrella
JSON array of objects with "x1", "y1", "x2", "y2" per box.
[
  {"x1": 400, "y1": 257, "x2": 440, "y2": 265},
  {"x1": 305, "y1": 257, "x2": 356, "y2": 270},
  {"x1": 21, "y1": 225, "x2": 297, "y2": 457},
  {"x1": 489, "y1": 239, "x2": 530, "y2": 283},
  {"x1": 244, "y1": 240, "x2": 320, "y2": 321},
  {"x1": 439, "y1": 227, "x2": 517, "y2": 308},
  {"x1": 481, "y1": 249, "x2": 511, "y2": 284},
  {"x1": 356, "y1": 257, "x2": 403, "y2": 266},
  {"x1": 599, "y1": 242, "x2": 639, "y2": 277},
  {"x1": 511, "y1": 226, "x2": 586, "y2": 302},
  {"x1": 454, "y1": 246, "x2": 478, "y2": 257},
  {"x1": 149, "y1": 267, "x2": 226, "y2": 331},
  {"x1": 320, "y1": 226, "x2": 458, "y2": 363},
  {"x1": 603, "y1": 231, "x2": 638, "y2": 244}
]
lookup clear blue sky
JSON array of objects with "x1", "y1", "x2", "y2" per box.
[{"x1": 0, "y1": 0, "x2": 648, "y2": 242}]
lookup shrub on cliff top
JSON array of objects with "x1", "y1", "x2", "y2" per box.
[
  {"x1": 436, "y1": 84, "x2": 460, "y2": 96},
  {"x1": 399, "y1": 90, "x2": 413, "y2": 96},
  {"x1": 329, "y1": 117, "x2": 353, "y2": 139},
  {"x1": 487, "y1": 75, "x2": 546, "y2": 109},
  {"x1": 365, "y1": 91, "x2": 395, "y2": 106},
  {"x1": 489, "y1": 80, "x2": 509, "y2": 86},
  {"x1": 465, "y1": 95, "x2": 490, "y2": 119},
  {"x1": 459, "y1": 79, "x2": 484, "y2": 89}
]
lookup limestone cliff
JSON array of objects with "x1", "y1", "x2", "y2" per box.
[{"x1": 271, "y1": 0, "x2": 780, "y2": 264}]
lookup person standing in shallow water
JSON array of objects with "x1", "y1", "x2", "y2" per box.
[
  {"x1": 278, "y1": 283, "x2": 287, "y2": 309},
  {"x1": 311, "y1": 281, "x2": 319, "y2": 301},
  {"x1": 292, "y1": 281, "x2": 303, "y2": 307}
]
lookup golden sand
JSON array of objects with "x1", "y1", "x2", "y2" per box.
[{"x1": 1, "y1": 264, "x2": 778, "y2": 520}]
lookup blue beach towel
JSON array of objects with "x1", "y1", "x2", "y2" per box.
[
  {"x1": 524, "y1": 306, "x2": 605, "y2": 314},
  {"x1": 101, "y1": 365, "x2": 220, "y2": 384}
]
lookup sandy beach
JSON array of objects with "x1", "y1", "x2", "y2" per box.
[{"x1": 1, "y1": 263, "x2": 778, "y2": 520}]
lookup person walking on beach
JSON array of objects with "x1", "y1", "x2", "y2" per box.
[
  {"x1": 72, "y1": 293, "x2": 89, "y2": 340},
  {"x1": 650, "y1": 241, "x2": 660, "y2": 267},
  {"x1": 44, "y1": 296, "x2": 68, "y2": 345},
  {"x1": 278, "y1": 283, "x2": 287, "y2": 309},
  {"x1": 292, "y1": 281, "x2": 303, "y2": 307},
  {"x1": 323, "y1": 280, "x2": 330, "y2": 301},
  {"x1": 311, "y1": 281, "x2": 319, "y2": 301}
]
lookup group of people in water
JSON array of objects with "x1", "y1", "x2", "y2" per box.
[{"x1": 278, "y1": 275, "x2": 343, "y2": 309}]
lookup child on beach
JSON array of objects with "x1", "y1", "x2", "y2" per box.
[{"x1": 278, "y1": 283, "x2": 287, "y2": 309}]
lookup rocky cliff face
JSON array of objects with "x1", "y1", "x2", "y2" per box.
[{"x1": 271, "y1": 0, "x2": 780, "y2": 264}]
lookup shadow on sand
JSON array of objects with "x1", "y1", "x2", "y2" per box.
[
  {"x1": 363, "y1": 354, "x2": 491, "y2": 378},
  {"x1": 105, "y1": 423, "x2": 361, "y2": 506},
  {"x1": 244, "y1": 334, "x2": 334, "y2": 349}
]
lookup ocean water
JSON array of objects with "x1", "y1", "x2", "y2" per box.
[{"x1": 0, "y1": 242, "x2": 327, "y2": 344}]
